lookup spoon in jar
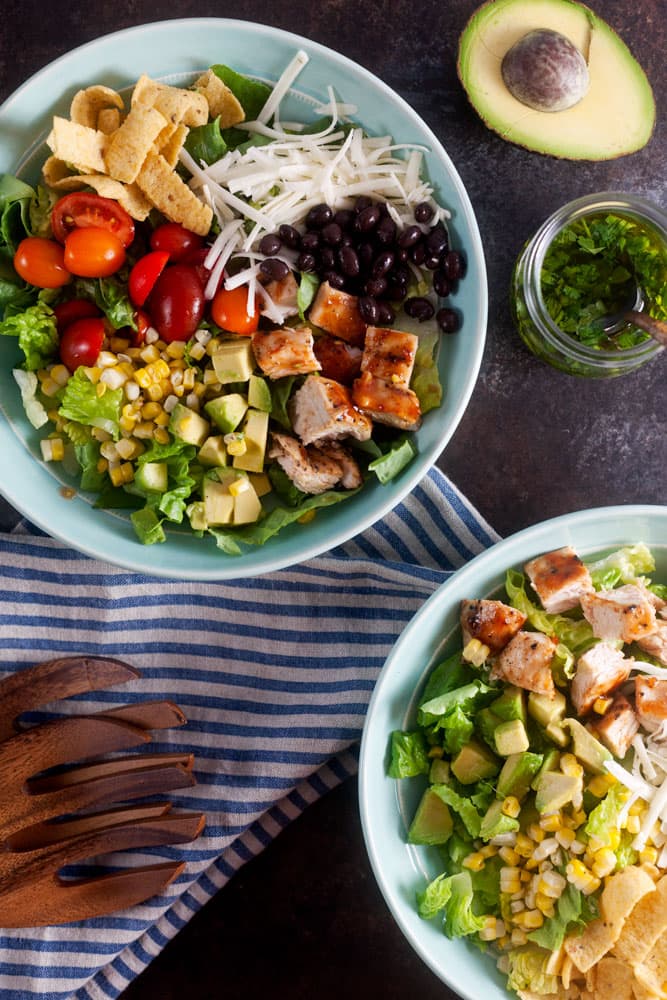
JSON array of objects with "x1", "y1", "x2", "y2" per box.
[{"x1": 596, "y1": 284, "x2": 667, "y2": 347}]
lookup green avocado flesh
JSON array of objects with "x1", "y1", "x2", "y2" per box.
[{"x1": 457, "y1": 0, "x2": 655, "y2": 159}]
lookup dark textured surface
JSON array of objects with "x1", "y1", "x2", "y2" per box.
[{"x1": 0, "y1": 1, "x2": 665, "y2": 996}]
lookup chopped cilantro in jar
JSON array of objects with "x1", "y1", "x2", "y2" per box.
[{"x1": 511, "y1": 193, "x2": 667, "y2": 378}]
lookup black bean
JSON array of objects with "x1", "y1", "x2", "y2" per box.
[
  {"x1": 376, "y1": 301, "x2": 395, "y2": 326},
  {"x1": 391, "y1": 263, "x2": 410, "y2": 285},
  {"x1": 410, "y1": 242, "x2": 426, "y2": 266},
  {"x1": 354, "y1": 195, "x2": 373, "y2": 214},
  {"x1": 306, "y1": 203, "x2": 333, "y2": 229},
  {"x1": 396, "y1": 247, "x2": 409, "y2": 263},
  {"x1": 297, "y1": 251, "x2": 317, "y2": 272},
  {"x1": 426, "y1": 222, "x2": 448, "y2": 256},
  {"x1": 320, "y1": 247, "x2": 336, "y2": 269},
  {"x1": 259, "y1": 233, "x2": 282, "y2": 256},
  {"x1": 398, "y1": 224, "x2": 423, "y2": 249},
  {"x1": 444, "y1": 250, "x2": 465, "y2": 281},
  {"x1": 436, "y1": 307, "x2": 459, "y2": 334},
  {"x1": 376, "y1": 215, "x2": 397, "y2": 245},
  {"x1": 325, "y1": 271, "x2": 346, "y2": 290},
  {"x1": 321, "y1": 222, "x2": 343, "y2": 246},
  {"x1": 404, "y1": 296, "x2": 435, "y2": 322},
  {"x1": 278, "y1": 224, "x2": 301, "y2": 249},
  {"x1": 365, "y1": 276, "x2": 388, "y2": 298},
  {"x1": 334, "y1": 208, "x2": 355, "y2": 231},
  {"x1": 372, "y1": 250, "x2": 395, "y2": 277},
  {"x1": 433, "y1": 270, "x2": 451, "y2": 298},
  {"x1": 356, "y1": 204, "x2": 382, "y2": 232},
  {"x1": 358, "y1": 295, "x2": 380, "y2": 324},
  {"x1": 339, "y1": 245, "x2": 360, "y2": 277},
  {"x1": 424, "y1": 252, "x2": 442, "y2": 270},
  {"x1": 301, "y1": 231, "x2": 320, "y2": 252},
  {"x1": 260, "y1": 258, "x2": 290, "y2": 281},
  {"x1": 357, "y1": 242, "x2": 375, "y2": 271},
  {"x1": 414, "y1": 202, "x2": 434, "y2": 224},
  {"x1": 386, "y1": 278, "x2": 408, "y2": 301}
]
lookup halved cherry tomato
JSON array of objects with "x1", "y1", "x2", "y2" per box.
[
  {"x1": 59, "y1": 317, "x2": 105, "y2": 371},
  {"x1": 51, "y1": 192, "x2": 135, "y2": 247},
  {"x1": 63, "y1": 227, "x2": 126, "y2": 278},
  {"x1": 53, "y1": 299, "x2": 101, "y2": 335},
  {"x1": 132, "y1": 308, "x2": 152, "y2": 347},
  {"x1": 13, "y1": 237, "x2": 71, "y2": 289},
  {"x1": 150, "y1": 223, "x2": 204, "y2": 262},
  {"x1": 147, "y1": 264, "x2": 205, "y2": 342},
  {"x1": 128, "y1": 250, "x2": 169, "y2": 307},
  {"x1": 211, "y1": 285, "x2": 259, "y2": 335}
]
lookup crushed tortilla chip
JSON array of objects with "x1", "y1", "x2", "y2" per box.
[
  {"x1": 633, "y1": 930, "x2": 667, "y2": 999},
  {"x1": 97, "y1": 107, "x2": 122, "y2": 135},
  {"x1": 132, "y1": 73, "x2": 208, "y2": 127},
  {"x1": 193, "y1": 69, "x2": 245, "y2": 127},
  {"x1": 46, "y1": 117, "x2": 109, "y2": 174},
  {"x1": 159, "y1": 122, "x2": 189, "y2": 168},
  {"x1": 136, "y1": 149, "x2": 212, "y2": 235},
  {"x1": 613, "y1": 875, "x2": 667, "y2": 966},
  {"x1": 70, "y1": 85, "x2": 123, "y2": 129},
  {"x1": 104, "y1": 105, "x2": 168, "y2": 184}
]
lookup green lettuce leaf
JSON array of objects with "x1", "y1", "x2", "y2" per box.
[
  {"x1": 387, "y1": 730, "x2": 430, "y2": 778},
  {"x1": 584, "y1": 782, "x2": 629, "y2": 849},
  {"x1": 0, "y1": 173, "x2": 35, "y2": 253},
  {"x1": 12, "y1": 369, "x2": 49, "y2": 428},
  {"x1": 442, "y1": 705, "x2": 475, "y2": 755},
  {"x1": 417, "y1": 870, "x2": 486, "y2": 939},
  {"x1": 133, "y1": 440, "x2": 197, "y2": 525},
  {"x1": 131, "y1": 507, "x2": 166, "y2": 545},
  {"x1": 297, "y1": 272, "x2": 319, "y2": 320},
  {"x1": 210, "y1": 64, "x2": 272, "y2": 148},
  {"x1": 184, "y1": 117, "x2": 228, "y2": 165},
  {"x1": 506, "y1": 946, "x2": 558, "y2": 996},
  {"x1": 586, "y1": 543, "x2": 656, "y2": 590},
  {"x1": 430, "y1": 783, "x2": 482, "y2": 839},
  {"x1": 368, "y1": 435, "x2": 417, "y2": 484},
  {"x1": 58, "y1": 367, "x2": 123, "y2": 437},
  {"x1": 418, "y1": 679, "x2": 494, "y2": 728},
  {"x1": 411, "y1": 325, "x2": 443, "y2": 414},
  {"x1": 269, "y1": 375, "x2": 297, "y2": 429},
  {"x1": 73, "y1": 438, "x2": 106, "y2": 492},
  {"x1": 0, "y1": 299, "x2": 58, "y2": 370},
  {"x1": 528, "y1": 882, "x2": 597, "y2": 951},
  {"x1": 421, "y1": 652, "x2": 472, "y2": 704},
  {"x1": 74, "y1": 275, "x2": 136, "y2": 330}
]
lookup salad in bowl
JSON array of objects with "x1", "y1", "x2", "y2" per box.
[{"x1": 0, "y1": 22, "x2": 486, "y2": 573}]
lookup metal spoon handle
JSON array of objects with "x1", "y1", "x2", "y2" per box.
[{"x1": 626, "y1": 310, "x2": 667, "y2": 348}]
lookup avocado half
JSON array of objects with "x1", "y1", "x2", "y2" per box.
[{"x1": 457, "y1": 0, "x2": 656, "y2": 159}]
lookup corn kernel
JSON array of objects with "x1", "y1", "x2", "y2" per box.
[
  {"x1": 148, "y1": 359, "x2": 170, "y2": 381},
  {"x1": 109, "y1": 462, "x2": 134, "y2": 486},
  {"x1": 115, "y1": 438, "x2": 137, "y2": 461},
  {"x1": 96, "y1": 458, "x2": 109, "y2": 474},
  {"x1": 463, "y1": 852, "x2": 486, "y2": 873},
  {"x1": 514, "y1": 909, "x2": 543, "y2": 929},
  {"x1": 588, "y1": 774, "x2": 616, "y2": 797},
  {"x1": 510, "y1": 928, "x2": 528, "y2": 947},
  {"x1": 571, "y1": 809, "x2": 587, "y2": 829},
  {"x1": 462, "y1": 638, "x2": 490, "y2": 667},
  {"x1": 535, "y1": 895, "x2": 556, "y2": 918},
  {"x1": 192, "y1": 380, "x2": 207, "y2": 398},
  {"x1": 499, "y1": 846, "x2": 520, "y2": 866},
  {"x1": 502, "y1": 797, "x2": 521, "y2": 819},
  {"x1": 479, "y1": 844, "x2": 498, "y2": 859},
  {"x1": 225, "y1": 433, "x2": 247, "y2": 456},
  {"x1": 133, "y1": 421, "x2": 156, "y2": 439},
  {"x1": 92, "y1": 427, "x2": 112, "y2": 442},
  {"x1": 146, "y1": 384, "x2": 165, "y2": 402},
  {"x1": 119, "y1": 416, "x2": 136, "y2": 433},
  {"x1": 49, "y1": 364, "x2": 70, "y2": 387},
  {"x1": 592, "y1": 848, "x2": 617, "y2": 879},
  {"x1": 515, "y1": 833, "x2": 533, "y2": 857},
  {"x1": 297, "y1": 509, "x2": 317, "y2": 525},
  {"x1": 141, "y1": 401, "x2": 162, "y2": 420},
  {"x1": 592, "y1": 696, "x2": 614, "y2": 715},
  {"x1": 40, "y1": 437, "x2": 64, "y2": 462},
  {"x1": 182, "y1": 368, "x2": 196, "y2": 391},
  {"x1": 629, "y1": 801, "x2": 644, "y2": 816},
  {"x1": 560, "y1": 754, "x2": 584, "y2": 778},
  {"x1": 140, "y1": 344, "x2": 160, "y2": 363},
  {"x1": 154, "y1": 426, "x2": 171, "y2": 445},
  {"x1": 40, "y1": 377, "x2": 61, "y2": 397},
  {"x1": 526, "y1": 824, "x2": 545, "y2": 844},
  {"x1": 97, "y1": 351, "x2": 118, "y2": 368},
  {"x1": 626, "y1": 815, "x2": 641, "y2": 835},
  {"x1": 555, "y1": 828, "x2": 575, "y2": 849},
  {"x1": 134, "y1": 367, "x2": 152, "y2": 388},
  {"x1": 539, "y1": 813, "x2": 562, "y2": 833},
  {"x1": 109, "y1": 336, "x2": 130, "y2": 353},
  {"x1": 100, "y1": 442, "x2": 120, "y2": 462},
  {"x1": 640, "y1": 846, "x2": 659, "y2": 866},
  {"x1": 165, "y1": 341, "x2": 186, "y2": 359},
  {"x1": 154, "y1": 411, "x2": 170, "y2": 427},
  {"x1": 189, "y1": 341, "x2": 207, "y2": 361}
]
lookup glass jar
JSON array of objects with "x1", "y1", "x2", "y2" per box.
[{"x1": 511, "y1": 192, "x2": 667, "y2": 378}]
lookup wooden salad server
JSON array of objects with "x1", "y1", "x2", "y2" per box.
[{"x1": 0, "y1": 656, "x2": 205, "y2": 926}]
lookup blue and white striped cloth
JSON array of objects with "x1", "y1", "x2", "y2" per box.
[{"x1": 0, "y1": 466, "x2": 498, "y2": 1000}]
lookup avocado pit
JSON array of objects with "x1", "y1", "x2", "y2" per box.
[{"x1": 501, "y1": 28, "x2": 590, "y2": 112}]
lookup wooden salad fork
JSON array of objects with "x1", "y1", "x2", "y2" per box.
[{"x1": 0, "y1": 655, "x2": 205, "y2": 926}]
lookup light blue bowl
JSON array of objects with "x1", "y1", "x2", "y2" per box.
[
  {"x1": 0, "y1": 19, "x2": 487, "y2": 579},
  {"x1": 359, "y1": 505, "x2": 667, "y2": 1000}
]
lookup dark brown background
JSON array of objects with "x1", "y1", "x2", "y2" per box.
[{"x1": 1, "y1": 1, "x2": 665, "y2": 997}]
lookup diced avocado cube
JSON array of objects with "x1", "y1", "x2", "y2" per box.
[
  {"x1": 494, "y1": 718, "x2": 529, "y2": 756},
  {"x1": 186, "y1": 501, "x2": 208, "y2": 531},
  {"x1": 531, "y1": 749, "x2": 561, "y2": 790},
  {"x1": 233, "y1": 478, "x2": 262, "y2": 525},
  {"x1": 203, "y1": 478, "x2": 234, "y2": 526},
  {"x1": 249, "y1": 472, "x2": 272, "y2": 497},
  {"x1": 248, "y1": 374, "x2": 272, "y2": 412},
  {"x1": 528, "y1": 690, "x2": 567, "y2": 729},
  {"x1": 534, "y1": 770, "x2": 581, "y2": 815},
  {"x1": 407, "y1": 788, "x2": 454, "y2": 846},
  {"x1": 211, "y1": 340, "x2": 255, "y2": 383},
  {"x1": 198, "y1": 435, "x2": 228, "y2": 468},
  {"x1": 451, "y1": 739, "x2": 500, "y2": 785},
  {"x1": 134, "y1": 461, "x2": 168, "y2": 493},
  {"x1": 476, "y1": 707, "x2": 502, "y2": 748},
  {"x1": 233, "y1": 408, "x2": 269, "y2": 473},
  {"x1": 480, "y1": 799, "x2": 520, "y2": 842},
  {"x1": 546, "y1": 721, "x2": 570, "y2": 748},
  {"x1": 490, "y1": 685, "x2": 526, "y2": 724},
  {"x1": 496, "y1": 751, "x2": 544, "y2": 801},
  {"x1": 169, "y1": 402, "x2": 210, "y2": 446},
  {"x1": 564, "y1": 718, "x2": 612, "y2": 774},
  {"x1": 429, "y1": 757, "x2": 451, "y2": 785},
  {"x1": 205, "y1": 393, "x2": 248, "y2": 434}
]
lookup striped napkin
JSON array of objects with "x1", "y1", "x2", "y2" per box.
[{"x1": 0, "y1": 466, "x2": 498, "y2": 1000}]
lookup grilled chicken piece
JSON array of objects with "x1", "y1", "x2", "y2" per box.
[
  {"x1": 308, "y1": 281, "x2": 366, "y2": 345},
  {"x1": 570, "y1": 641, "x2": 632, "y2": 716},
  {"x1": 313, "y1": 335, "x2": 363, "y2": 385},
  {"x1": 251, "y1": 325, "x2": 321, "y2": 380},
  {"x1": 635, "y1": 676, "x2": 667, "y2": 733},
  {"x1": 361, "y1": 326, "x2": 419, "y2": 386},
  {"x1": 264, "y1": 272, "x2": 300, "y2": 316},
  {"x1": 460, "y1": 599, "x2": 527, "y2": 655},
  {"x1": 580, "y1": 585, "x2": 657, "y2": 644},
  {"x1": 289, "y1": 375, "x2": 372, "y2": 446},
  {"x1": 524, "y1": 546, "x2": 594, "y2": 614},
  {"x1": 316, "y1": 441, "x2": 362, "y2": 489},
  {"x1": 637, "y1": 621, "x2": 667, "y2": 666},
  {"x1": 490, "y1": 631, "x2": 557, "y2": 697},
  {"x1": 592, "y1": 693, "x2": 639, "y2": 758},
  {"x1": 352, "y1": 371, "x2": 421, "y2": 431},
  {"x1": 268, "y1": 433, "x2": 344, "y2": 494}
]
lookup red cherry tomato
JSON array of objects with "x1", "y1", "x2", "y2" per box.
[
  {"x1": 51, "y1": 192, "x2": 135, "y2": 247},
  {"x1": 132, "y1": 309, "x2": 152, "y2": 347},
  {"x1": 180, "y1": 246, "x2": 212, "y2": 289},
  {"x1": 63, "y1": 227, "x2": 126, "y2": 278},
  {"x1": 128, "y1": 250, "x2": 169, "y2": 306},
  {"x1": 53, "y1": 299, "x2": 101, "y2": 335},
  {"x1": 211, "y1": 285, "x2": 259, "y2": 336},
  {"x1": 13, "y1": 237, "x2": 71, "y2": 289},
  {"x1": 147, "y1": 264, "x2": 205, "y2": 342},
  {"x1": 150, "y1": 223, "x2": 204, "y2": 262},
  {"x1": 59, "y1": 317, "x2": 106, "y2": 371}
]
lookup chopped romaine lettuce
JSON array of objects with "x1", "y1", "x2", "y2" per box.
[
  {"x1": 368, "y1": 436, "x2": 417, "y2": 484},
  {"x1": 431, "y1": 784, "x2": 482, "y2": 839},
  {"x1": 58, "y1": 368, "x2": 123, "y2": 437},
  {"x1": 506, "y1": 946, "x2": 558, "y2": 996},
  {"x1": 527, "y1": 882, "x2": 597, "y2": 951},
  {"x1": 12, "y1": 369, "x2": 48, "y2": 428},
  {"x1": 587, "y1": 543, "x2": 656, "y2": 590},
  {"x1": 73, "y1": 275, "x2": 136, "y2": 330},
  {"x1": 387, "y1": 730, "x2": 430, "y2": 779},
  {"x1": 418, "y1": 679, "x2": 494, "y2": 729},
  {"x1": 297, "y1": 272, "x2": 319, "y2": 320},
  {"x1": 131, "y1": 507, "x2": 166, "y2": 545},
  {"x1": 411, "y1": 326, "x2": 443, "y2": 414},
  {"x1": 417, "y1": 870, "x2": 486, "y2": 939},
  {"x1": 0, "y1": 299, "x2": 58, "y2": 370}
]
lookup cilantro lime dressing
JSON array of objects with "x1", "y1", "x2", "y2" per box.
[{"x1": 540, "y1": 211, "x2": 667, "y2": 351}]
